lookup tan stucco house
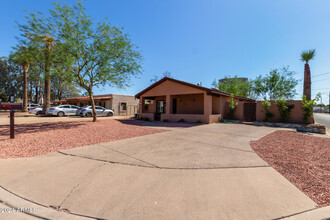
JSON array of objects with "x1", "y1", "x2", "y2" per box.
[
  {"x1": 135, "y1": 77, "x2": 254, "y2": 123},
  {"x1": 53, "y1": 94, "x2": 138, "y2": 116}
]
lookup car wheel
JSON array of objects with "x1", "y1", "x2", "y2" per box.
[
  {"x1": 107, "y1": 112, "x2": 113, "y2": 117},
  {"x1": 86, "y1": 112, "x2": 92, "y2": 117},
  {"x1": 57, "y1": 111, "x2": 65, "y2": 117},
  {"x1": 36, "y1": 111, "x2": 42, "y2": 115}
]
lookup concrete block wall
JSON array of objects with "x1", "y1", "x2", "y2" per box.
[{"x1": 111, "y1": 94, "x2": 139, "y2": 116}]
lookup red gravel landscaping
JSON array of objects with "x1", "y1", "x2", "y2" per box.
[
  {"x1": 251, "y1": 130, "x2": 330, "y2": 207},
  {"x1": 0, "y1": 119, "x2": 165, "y2": 159}
]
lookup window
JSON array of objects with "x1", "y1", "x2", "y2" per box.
[
  {"x1": 95, "y1": 106, "x2": 103, "y2": 110},
  {"x1": 62, "y1": 106, "x2": 71, "y2": 108},
  {"x1": 71, "y1": 106, "x2": 78, "y2": 109},
  {"x1": 120, "y1": 103, "x2": 127, "y2": 111}
]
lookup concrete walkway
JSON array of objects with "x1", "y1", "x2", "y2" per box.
[{"x1": 0, "y1": 123, "x2": 323, "y2": 219}]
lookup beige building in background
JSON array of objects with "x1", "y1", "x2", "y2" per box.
[{"x1": 53, "y1": 94, "x2": 138, "y2": 116}]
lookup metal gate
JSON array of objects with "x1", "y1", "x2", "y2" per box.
[{"x1": 243, "y1": 103, "x2": 256, "y2": 122}]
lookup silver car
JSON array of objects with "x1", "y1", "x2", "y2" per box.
[
  {"x1": 46, "y1": 105, "x2": 79, "y2": 117},
  {"x1": 80, "y1": 106, "x2": 114, "y2": 117}
]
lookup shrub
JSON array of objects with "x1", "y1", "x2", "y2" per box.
[
  {"x1": 261, "y1": 100, "x2": 274, "y2": 121},
  {"x1": 178, "y1": 119, "x2": 185, "y2": 123},
  {"x1": 228, "y1": 94, "x2": 238, "y2": 119},
  {"x1": 275, "y1": 99, "x2": 294, "y2": 122},
  {"x1": 301, "y1": 95, "x2": 318, "y2": 123}
]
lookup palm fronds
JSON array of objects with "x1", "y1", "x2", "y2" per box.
[{"x1": 300, "y1": 49, "x2": 316, "y2": 63}]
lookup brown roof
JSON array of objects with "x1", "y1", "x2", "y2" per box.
[
  {"x1": 67, "y1": 96, "x2": 112, "y2": 101},
  {"x1": 135, "y1": 77, "x2": 255, "y2": 102},
  {"x1": 53, "y1": 95, "x2": 112, "y2": 103}
]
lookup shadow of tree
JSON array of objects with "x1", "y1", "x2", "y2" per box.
[{"x1": 0, "y1": 121, "x2": 86, "y2": 137}]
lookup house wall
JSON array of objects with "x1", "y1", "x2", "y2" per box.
[
  {"x1": 111, "y1": 94, "x2": 138, "y2": 116},
  {"x1": 212, "y1": 96, "x2": 221, "y2": 114},
  {"x1": 161, "y1": 113, "x2": 221, "y2": 123},
  {"x1": 224, "y1": 101, "x2": 245, "y2": 120},
  {"x1": 256, "y1": 100, "x2": 313, "y2": 124},
  {"x1": 171, "y1": 94, "x2": 204, "y2": 114}
]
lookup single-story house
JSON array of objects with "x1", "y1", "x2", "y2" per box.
[
  {"x1": 53, "y1": 94, "x2": 138, "y2": 116},
  {"x1": 135, "y1": 77, "x2": 254, "y2": 123}
]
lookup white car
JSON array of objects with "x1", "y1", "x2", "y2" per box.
[
  {"x1": 46, "y1": 105, "x2": 79, "y2": 117},
  {"x1": 80, "y1": 106, "x2": 114, "y2": 117},
  {"x1": 28, "y1": 106, "x2": 43, "y2": 115},
  {"x1": 28, "y1": 104, "x2": 39, "y2": 110}
]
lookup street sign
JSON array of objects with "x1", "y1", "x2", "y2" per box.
[{"x1": 0, "y1": 103, "x2": 23, "y2": 110}]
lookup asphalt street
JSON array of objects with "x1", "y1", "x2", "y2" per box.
[{"x1": 314, "y1": 113, "x2": 330, "y2": 129}]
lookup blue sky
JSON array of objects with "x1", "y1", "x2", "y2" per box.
[{"x1": 1, "y1": 0, "x2": 330, "y2": 103}]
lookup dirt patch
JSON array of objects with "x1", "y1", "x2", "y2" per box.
[
  {"x1": 251, "y1": 130, "x2": 330, "y2": 206},
  {"x1": 0, "y1": 119, "x2": 165, "y2": 159}
]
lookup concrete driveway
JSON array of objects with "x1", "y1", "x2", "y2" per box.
[{"x1": 0, "y1": 123, "x2": 319, "y2": 219}]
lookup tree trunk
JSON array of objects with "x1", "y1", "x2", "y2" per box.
[
  {"x1": 303, "y1": 63, "x2": 311, "y2": 100},
  {"x1": 88, "y1": 90, "x2": 97, "y2": 122},
  {"x1": 29, "y1": 81, "x2": 33, "y2": 102},
  {"x1": 22, "y1": 63, "x2": 29, "y2": 112},
  {"x1": 42, "y1": 47, "x2": 51, "y2": 114},
  {"x1": 35, "y1": 86, "x2": 38, "y2": 104}
]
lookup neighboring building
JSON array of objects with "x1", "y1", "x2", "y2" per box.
[
  {"x1": 135, "y1": 77, "x2": 254, "y2": 123},
  {"x1": 53, "y1": 94, "x2": 138, "y2": 116}
]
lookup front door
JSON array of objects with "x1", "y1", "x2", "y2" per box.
[
  {"x1": 172, "y1": 98, "x2": 177, "y2": 114},
  {"x1": 155, "y1": 100, "x2": 165, "y2": 121}
]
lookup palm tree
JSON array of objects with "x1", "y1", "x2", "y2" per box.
[
  {"x1": 10, "y1": 46, "x2": 35, "y2": 112},
  {"x1": 300, "y1": 49, "x2": 315, "y2": 100}
]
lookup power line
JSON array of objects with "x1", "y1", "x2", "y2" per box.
[
  {"x1": 296, "y1": 71, "x2": 330, "y2": 81},
  {"x1": 296, "y1": 76, "x2": 330, "y2": 84},
  {"x1": 296, "y1": 87, "x2": 330, "y2": 91}
]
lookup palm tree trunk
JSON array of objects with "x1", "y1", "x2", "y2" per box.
[
  {"x1": 42, "y1": 46, "x2": 51, "y2": 114},
  {"x1": 22, "y1": 63, "x2": 29, "y2": 112},
  {"x1": 35, "y1": 86, "x2": 38, "y2": 104},
  {"x1": 303, "y1": 63, "x2": 311, "y2": 100}
]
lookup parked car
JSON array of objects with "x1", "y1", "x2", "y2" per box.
[
  {"x1": 28, "y1": 104, "x2": 39, "y2": 110},
  {"x1": 28, "y1": 105, "x2": 43, "y2": 115},
  {"x1": 46, "y1": 105, "x2": 79, "y2": 117},
  {"x1": 76, "y1": 106, "x2": 89, "y2": 116},
  {"x1": 79, "y1": 106, "x2": 114, "y2": 117}
]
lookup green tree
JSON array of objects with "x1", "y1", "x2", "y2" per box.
[
  {"x1": 0, "y1": 58, "x2": 21, "y2": 102},
  {"x1": 16, "y1": 10, "x2": 67, "y2": 113},
  {"x1": 253, "y1": 67, "x2": 298, "y2": 100},
  {"x1": 300, "y1": 49, "x2": 315, "y2": 100},
  {"x1": 52, "y1": 1, "x2": 142, "y2": 122},
  {"x1": 9, "y1": 45, "x2": 37, "y2": 111},
  {"x1": 51, "y1": 73, "x2": 80, "y2": 101},
  {"x1": 212, "y1": 76, "x2": 252, "y2": 97}
]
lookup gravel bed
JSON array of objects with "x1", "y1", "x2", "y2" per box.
[
  {"x1": 251, "y1": 130, "x2": 330, "y2": 206},
  {"x1": 0, "y1": 119, "x2": 165, "y2": 159}
]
